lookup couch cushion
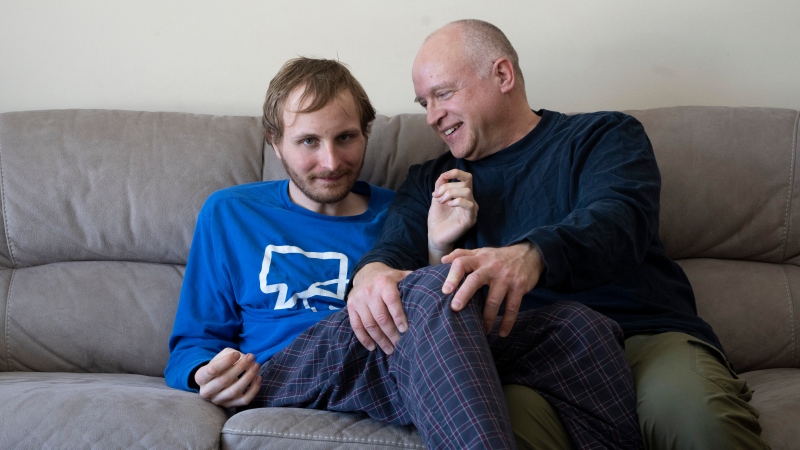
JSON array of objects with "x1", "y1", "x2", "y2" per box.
[
  {"x1": 627, "y1": 106, "x2": 800, "y2": 263},
  {"x1": 222, "y1": 407, "x2": 424, "y2": 450},
  {"x1": 0, "y1": 372, "x2": 228, "y2": 449},
  {"x1": 0, "y1": 109, "x2": 264, "y2": 268},
  {"x1": 1, "y1": 261, "x2": 182, "y2": 375},
  {"x1": 741, "y1": 368, "x2": 800, "y2": 450},
  {"x1": 677, "y1": 258, "x2": 800, "y2": 372},
  {"x1": 359, "y1": 114, "x2": 448, "y2": 191}
]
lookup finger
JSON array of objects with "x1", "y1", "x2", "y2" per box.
[
  {"x1": 212, "y1": 361, "x2": 261, "y2": 407},
  {"x1": 498, "y1": 290, "x2": 524, "y2": 337},
  {"x1": 383, "y1": 285, "x2": 408, "y2": 333},
  {"x1": 196, "y1": 350, "x2": 239, "y2": 385},
  {"x1": 436, "y1": 186, "x2": 471, "y2": 203},
  {"x1": 443, "y1": 259, "x2": 468, "y2": 295},
  {"x1": 349, "y1": 307, "x2": 377, "y2": 352},
  {"x1": 445, "y1": 198, "x2": 475, "y2": 211},
  {"x1": 433, "y1": 172, "x2": 451, "y2": 194},
  {"x1": 482, "y1": 283, "x2": 508, "y2": 334},
  {"x1": 451, "y1": 270, "x2": 485, "y2": 311},
  {"x1": 441, "y1": 248, "x2": 474, "y2": 264},
  {"x1": 199, "y1": 352, "x2": 252, "y2": 399},
  {"x1": 441, "y1": 168, "x2": 471, "y2": 184},
  {"x1": 239, "y1": 369, "x2": 263, "y2": 406},
  {"x1": 366, "y1": 297, "x2": 399, "y2": 354}
]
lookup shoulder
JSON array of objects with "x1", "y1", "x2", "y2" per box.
[
  {"x1": 199, "y1": 180, "x2": 286, "y2": 219},
  {"x1": 364, "y1": 182, "x2": 395, "y2": 207},
  {"x1": 554, "y1": 110, "x2": 644, "y2": 134},
  {"x1": 205, "y1": 180, "x2": 283, "y2": 206}
]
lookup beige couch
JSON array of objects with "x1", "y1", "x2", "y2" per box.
[{"x1": 0, "y1": 106, "x2": 797, "y2": 449}]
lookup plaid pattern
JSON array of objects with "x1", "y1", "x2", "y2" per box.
[{"x1": 253, "y1": 264, "x2": 642, "y2": 450}]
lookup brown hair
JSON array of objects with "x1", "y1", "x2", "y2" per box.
[{"x1": 262, "y1": 57, "x2": 376, "y2": 145}]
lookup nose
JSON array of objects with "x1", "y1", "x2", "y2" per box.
[
  {"x1": 319, "y1": 141, "x2": 341, "y2": 170},
  {"x1": 426, "y1": 102, "x2": 445, "y2": 128}
]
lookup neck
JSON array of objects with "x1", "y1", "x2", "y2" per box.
[{"x1": 487, "y1": 106, "x2": 541, "y2": 157}]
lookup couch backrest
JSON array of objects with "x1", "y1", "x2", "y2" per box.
[
  {"x1": 0, "y1": 106, "x2": 797, "y2": 376},
  {"x1": 628, "y1": 106, "x2": 800, "y2": 372},
  {"x1": 0, "y1": 110, "x2": 264, "y2": 375}
]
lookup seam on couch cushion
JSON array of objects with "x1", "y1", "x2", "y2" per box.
[
  {"x1": 2, "y1": 268, "x2": 14, "y2": 371},
  {"x1": 783, "y1": 265, "x2": 798, "y2": 368},
  {"x1": 782, "y1": 110, "x2": 800, "y2": 262},
  {"x1": 0, "y1": 144, "x2": 15, "y2": 268},
  {"x1": 221, "y1": 428, "x2": 425, "y2": 449}
]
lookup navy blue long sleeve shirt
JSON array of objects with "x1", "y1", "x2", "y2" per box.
[{"x1": 354, "y1": 110, "x2": 722, "y2": 351}]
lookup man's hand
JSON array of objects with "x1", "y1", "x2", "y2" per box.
[
  {"x1": 428, "y1": 169, "x2": 478, "y2": 264},
  {"x1": 195, "y1": 348, "x2": 262, "y2": 408},
  {"x1": 441, "y1": 243, "x2": 544, "y2": 337},
  {"x1": 347, "y1": 262, "x2": 412, "y2": 354}
]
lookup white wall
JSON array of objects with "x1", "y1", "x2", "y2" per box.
[{"x1": 1, "y1": 0, "x2": 798, "y2": 117}]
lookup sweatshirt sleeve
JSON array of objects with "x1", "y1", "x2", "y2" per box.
[
  {"x1": 164, "y1": 204, "x2": 240, "y2": 392},
  {"x1": 526, "y1": 114, "x2": 662, "y2": 291}
]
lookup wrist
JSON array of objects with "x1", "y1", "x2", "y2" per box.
[{"x1": 428, "y1": 239, "x2": 453, "y2": 265}]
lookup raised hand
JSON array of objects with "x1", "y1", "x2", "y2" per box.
[{"x1": 428, "y1": 169, "x2": 478, "y2": 264}]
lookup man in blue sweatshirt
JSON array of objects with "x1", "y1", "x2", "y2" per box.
[
  {"x1": 165, "y1": 57, "x2": 643, "y2": 450},
  {"x1": 347, "y1": 19, "x2": 766, "y2": 450}
]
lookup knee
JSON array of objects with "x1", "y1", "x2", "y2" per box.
[
  {"x1": 637, "y1": 384, "x2": 762, "y2": 449},
  {"x1": 630, "y1": 336, "x2": 765, "y2": 449},
  {"x1": 396, "y1": 265, "x2": 460, "y2": 320}
]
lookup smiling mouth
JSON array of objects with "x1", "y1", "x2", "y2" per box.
[
  {"x1": 314, "y1": 171, "x2": 348, "y2": 182},
  {"x1": 443, "y1": 124, "x2": 461, "y2": 136}
]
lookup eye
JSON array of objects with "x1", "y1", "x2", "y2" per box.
[
  {"x1": 436, "y1": 90, "x2": 453, "y2": 100},
  {"x1": 336, "y1": 133, "x2": 354, "y2": 142},
  {"x1": 300, "y1": 137, "x2": 317, "y2": 146},
  {"x1": 418, "y1": 100, "x2": 428, "y2": 110}
]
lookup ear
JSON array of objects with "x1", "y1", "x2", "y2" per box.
[
  {"x1": 492, "y1": 57, "x2": 516, "y2": 94},
  {"x1": 268, "y1": 136, "x2": 283, "y2": 160}
]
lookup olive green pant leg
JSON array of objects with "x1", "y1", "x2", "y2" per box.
[
  {"x1": 626, "y1": 332, "x2": 768, "y2": 450},
  {"x1": 506, "y1": 331, "x2": 769, "y2": 450},
  {"x1": 504, "y1": 384, "x2": 571, "y2": 450}
]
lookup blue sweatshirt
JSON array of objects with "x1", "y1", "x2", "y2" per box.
[
  {"x1": 165, "y1": 180, "x2": 394, "y2": 392},
  {"x1": 355, "y1": 110, "x2": 722, "y2": 351}
]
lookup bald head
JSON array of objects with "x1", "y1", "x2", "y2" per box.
[
  {"x1": 427, "y1": 20, "x2": 523, "y2": 84},
  {"x1": 412, "y1": 19, "x2": 539, "y2": 160}
]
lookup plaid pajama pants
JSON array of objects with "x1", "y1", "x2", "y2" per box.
[{"x1": 253, "y1": 264, "x2": 643, "y2": 450}]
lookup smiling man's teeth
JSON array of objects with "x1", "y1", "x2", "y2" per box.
[{"x1": 444, "y1": 124, "x2": 460, "y2": 136}]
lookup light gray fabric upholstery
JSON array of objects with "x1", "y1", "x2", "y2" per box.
[
  {"x1": 0, "y1": 106, "x2": 797, "y2": 449},
  {"x1": 0, "y1": 372, "x2": 228, "y2": 449},
  {"x1": 221, "y1": 409, "x2": 424, "y2": 450}
]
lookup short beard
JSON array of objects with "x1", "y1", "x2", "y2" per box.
[{"x1": 281, "y1": 159, "x2": 356, "y2": 205}]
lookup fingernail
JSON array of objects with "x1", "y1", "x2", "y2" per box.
[
  {"x1": 398, "y1": 322, "x2": 408, "y2": 333},
  {"x1": 451, "y1": 300, "x2": 462, "y2": 310},
  {"x1": 442, "y1": 283, "x2": 452, "y2": 294}
]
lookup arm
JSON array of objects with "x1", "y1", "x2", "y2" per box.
[
  {"x1": 165, "y1": 205, "x2": 260, "y2": 407},
  {"x1": 443, "y1": 113, "x2": 660, "y2": 332},
  {"x1": 525, "y1": 113, "x2": 661, "y2": 291}
]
